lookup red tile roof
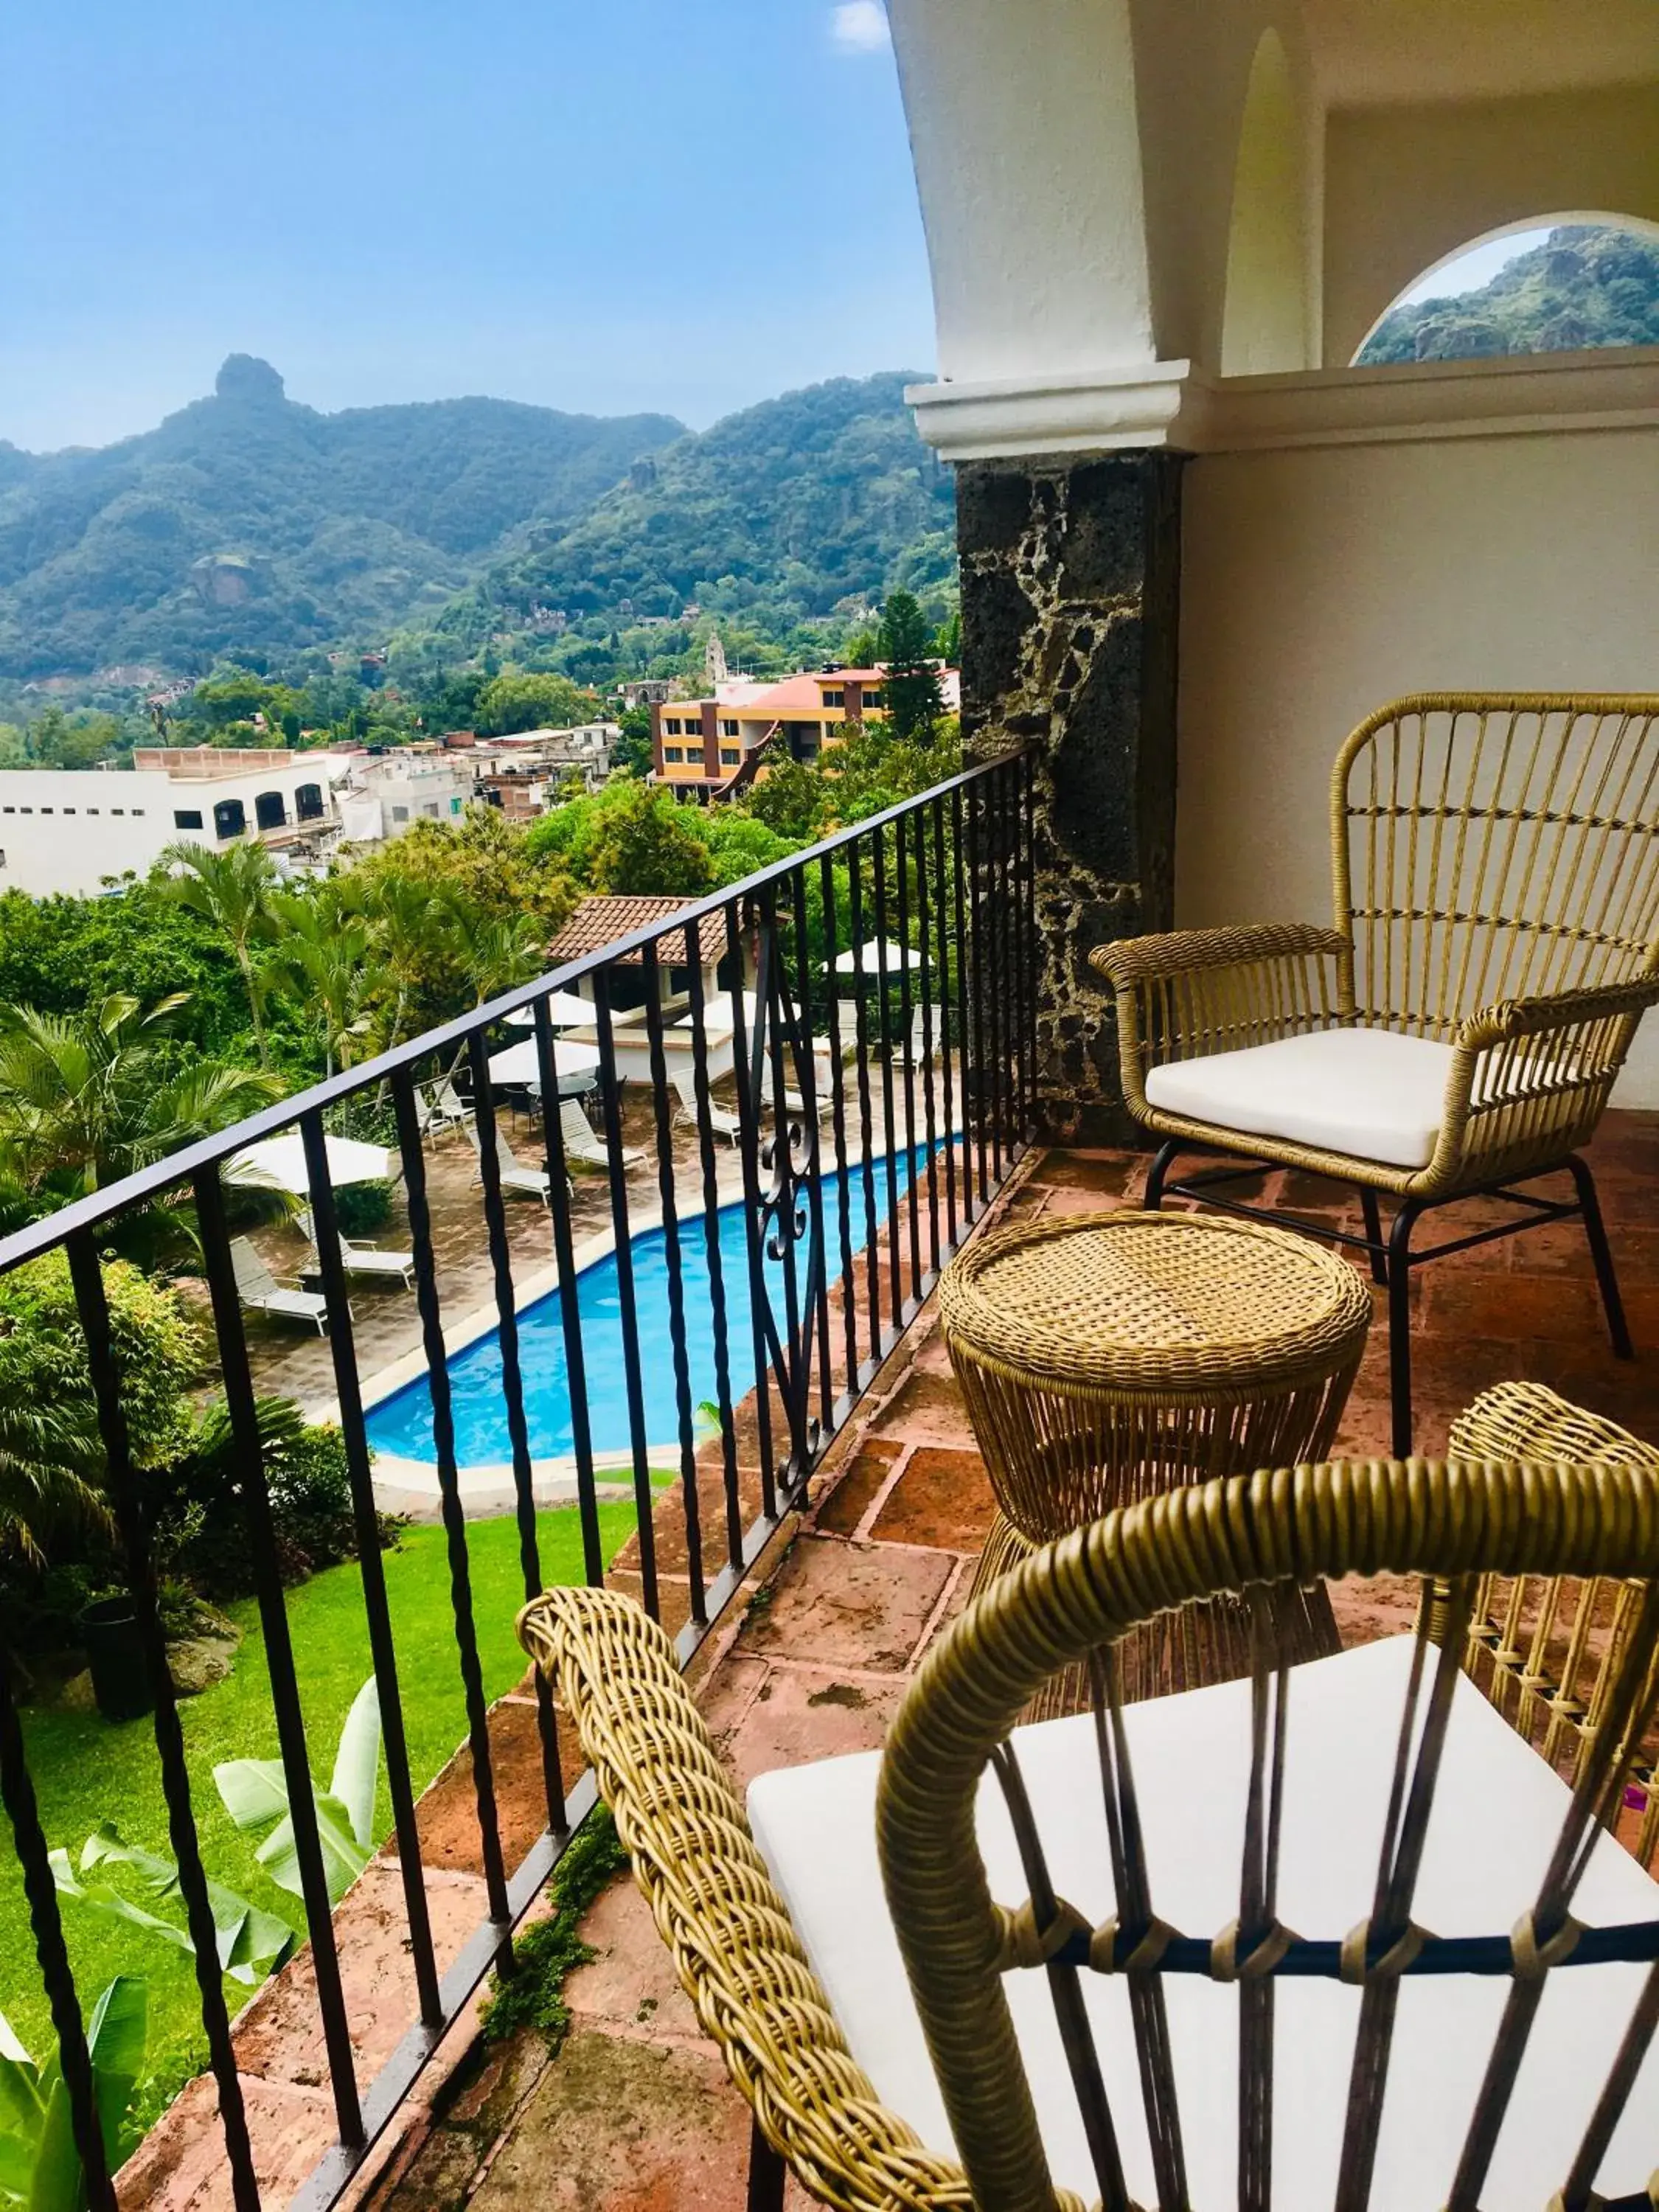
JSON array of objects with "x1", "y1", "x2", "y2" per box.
[{"x1": 547, "y1": 894, "x2": 709, "y2": 970}]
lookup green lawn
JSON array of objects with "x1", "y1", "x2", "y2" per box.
[{"x1": 1, "y1": 1500, "x2": 639, "y2": 2087}]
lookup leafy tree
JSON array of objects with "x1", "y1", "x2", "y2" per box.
[
  {"x1": 159, "y1": 842, "x2": 280, "y2": 1064},
  {"x1": 476, "y1": 669, "x2": 598, "y2": 735},
  {"x1": 700, "y1": 813, "x2": 800, "y2": 888},
  {"x1": 611, "y1": 707, "x2": 655, "y2": 778},
  {"x1": 0, "y1": 1336, "x2": 106, "y2": 1566},
  {"x1": 0, "y1": 1251, "x2": 203, "y2": 1478},
  {"x1": 876, "y1": 591, "x2": 944, "y2": 742},
  {"x1": 0, "y1": 886, "x2": 249, "y2": 1056},
  {"x1": 584, "y1": 784, "x2": 714, "y2": 897},
  {"x1": 0, "y1": 995, "x2": 282, "y2": 1265}
]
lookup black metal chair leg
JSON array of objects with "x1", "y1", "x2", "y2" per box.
[
  {"x1": 1358, "y1": 1187, "x2": 1388, "y2": 1286},
  {"x1": 1388, "y1": 1202, "x2": 1422, "y2": 1458},
  {"x1": 745, "y1": 2115, "x2": 786, "y2": 2212},
  {"x1": 1144, "y1": 1138, "x2": 1180, "y2": 1211},
  {"x1": 1566, "y1": 1153, "x2": 1634, "y2": 1359}
]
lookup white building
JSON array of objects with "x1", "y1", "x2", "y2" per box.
[
  {"x1": 333, "y1": 754, "x2": 479, "y2": 844},
  {"x1": 0, "y1": 747, "x2": 354, "y2": 898}
]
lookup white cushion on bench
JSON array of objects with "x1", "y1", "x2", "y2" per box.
[
  {"x1": 1143, "y1": 1026, "x2": 1455, "y2": 1168},
  {"x1": 748, "y1": 1635, "x2": 1659, "y2": 2211}
]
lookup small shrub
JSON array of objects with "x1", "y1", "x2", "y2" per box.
[{"x1": 333, "y1": 1178, "x2": 394, "y2": 1238}]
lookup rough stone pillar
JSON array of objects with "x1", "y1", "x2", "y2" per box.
[{"x1": 957, "y1": 453, "x2": 1183, "y2": 1147}]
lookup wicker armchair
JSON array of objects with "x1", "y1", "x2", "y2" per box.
[
  {"x1": 1091, "y1": 694, "x2": 1659, "y2": 1453},
  {"x1": 521, "y1": 1451, "x2": 1659, "y2": 2212}
]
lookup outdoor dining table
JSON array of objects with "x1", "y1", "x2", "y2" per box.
[{"x1": 939, "y1": 1208, "x2": 1372, "y2": 1705}]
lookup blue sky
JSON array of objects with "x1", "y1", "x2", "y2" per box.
[{"x1": 0, "y1": 0, "x2": 931, "y2": 453}]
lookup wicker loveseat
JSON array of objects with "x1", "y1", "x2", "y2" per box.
[
  {"x1": 1090, "y1": 694, "x2": 1659, "y2": 1453},
  {"x1": 519, "y1": 1392, "x2": 1659, "y2": 2211}
]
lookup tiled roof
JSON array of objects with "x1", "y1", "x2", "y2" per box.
[{"x1": 547, "y1": 894, "x2": 709, "y2": 970}]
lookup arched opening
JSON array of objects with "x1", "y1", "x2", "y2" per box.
[
  {"x1": 1354, "y1": 213, "x2": 1659, "y2": 366},
  {"x1": 1219, "y1": 30, "x2": 1312, "y2": 377},
  {"x1": 254, "y1": 790, "x2": 288, "y2": 831}
]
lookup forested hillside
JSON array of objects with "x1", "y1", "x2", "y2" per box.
[
  {"x1": 0, "y1": 357, "x2": 684, "y2": 678},
  {"x1": 1359, "y1": 222, "x2": 1659, "y2": 366},
  {"x1": 440, "y1": 371, "x2": 955, "y2": 647}
]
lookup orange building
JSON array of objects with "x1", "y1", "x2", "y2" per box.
[{"x1": 652, "y1": 667, "x2": 917, "y2": 795}]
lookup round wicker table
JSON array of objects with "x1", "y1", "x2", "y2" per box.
[{"x1": 939, "y1": 1209, "x2": 1373, "y2": 1702}]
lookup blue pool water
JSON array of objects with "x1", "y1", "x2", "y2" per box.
[{"x1": 365, "y1": 1147, "x2": 935, "y2": 1467}]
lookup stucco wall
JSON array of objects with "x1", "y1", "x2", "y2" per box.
[
  {"x1": 1177, "y1": 422, "x2": 1659, "y2": 1101},
  {"x1": 1325, "y1": 87, "x2": 1659, "y2": 365}
]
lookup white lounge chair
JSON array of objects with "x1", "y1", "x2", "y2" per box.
[
  {"x1": 230, "y1": 1238, "x2": 330, "y2": 1334},
  {"x1": 559, "y1": 1099, "x2": 646, "y2": 1175},
  {"x1": 417, "y1": 1079, "x2": 472, "y2": 1142},
  {"x1": 468, "y1": 1125, "x2": 568, "y2": 1206},
  {"x1": 298, "y1": 1211, "x2": 417, "y2": 1290},
  {"x1": 669, "y1": 1071, "x2": 741, "y2": 1147}
]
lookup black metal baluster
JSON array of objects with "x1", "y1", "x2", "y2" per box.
[
  {"x1": 591, "y1": 992, "x2": 659, "y2": 1619},
  {"x1": 791, "y1": 863, "x2": 835, "y2": 1436},
  {"x1": 643, "y1": 942, "x2": 707, "y2": 1627},
  {"x1": 965, "y1": 780, "x2": 991, "y2": 1206},
  {"x1": 684, "y1": 922, "x2": 745, "y2": 1573},
  {"x1": 1016, "y1": 751, "x2": 1037, "y2": 1138},
  {"x1": 894, "y1": 810, "x2": 924, "y2": 1303},
  {"x1": 869, "y1": 822, "x2": 903, "y2": 1323},
  {"x1": 987, "y1": 766, "x2": 1009, "y2": 1183},
  {"x1": 301, "y1": 1110, "x2": 445, "y2": 2018},
  {"x1": 64, "y1": 1228, "x2": 262, "y2": 2208},
  {"x1": 818, "y1": 849, "x2": 860, "y2": 1405},
  {"x1": 950, "y1": 782, "x2": 979, "y2": 1220},
  {"x1": 846, "y1": 835, "x2": 883, "y2": 1362},
  {"x1": 192, "y1": 1172, "x2": 365, "y2": 2147},
  {"x1": 0, "y1": 1646, "x2": 119, "y2": 2212},
  {"x1": 532, "y1": 1009, "x2": 605, "y2": 1589},
  {"x1": 933, "y1": 793, "x2": 959, "y2": 1250},
  {"x1": 389, "y1": 1069, "x2": 513, "y2": 1937},
  {"x1": 726, "y1": 901, "x2": 778, "y2": 1520},
  {"x1": 465, "y1": 1040, "x2": 566, "y2": 1832},
  {"x1": 759, "y1": 880, "x2": 808, "y2": 1480},
  {"x1": 913, "y1": 802, "x2": 942, "y2": 1277}
]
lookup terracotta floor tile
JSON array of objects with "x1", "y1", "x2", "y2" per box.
[
  {"x1": 870, "y1": 1446, "x2": 997, "y2": 1551},
  {"x1": 734, "y1": 1532, "x2": 953, "y2": 1672},
  {"x1": 810, "y1": 1437, "x2": 903, "y2": 1535}
]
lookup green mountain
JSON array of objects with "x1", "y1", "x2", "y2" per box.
[
  {"x1": 0, "y1": 357, "x2": 685, "y2": 679},
  {"x1": 1358, "y1": 223, "x2": 1659, "y2": 366},
  {"x1": 440, "y1": 370, "x2": 956, "y2": 645}
]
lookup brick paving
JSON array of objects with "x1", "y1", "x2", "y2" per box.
[{"x1": 126, "y1": 1116, "x2": 1659, "y2": 2212}]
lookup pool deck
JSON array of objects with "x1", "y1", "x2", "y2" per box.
[{"x1": 125, "y1": 1115, "x2": 1659, "y2": 2212}]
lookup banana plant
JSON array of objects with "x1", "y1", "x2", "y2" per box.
[
  {"x1": 213, "y1": 1677, "x2": 382, "y2": 1908},
  {"x1": 0, "y1": 1978, "x2": 147, "y2": 2212},
  {"x1": 49, "y1": 1831, "x2": 297, "y2": 1986}
]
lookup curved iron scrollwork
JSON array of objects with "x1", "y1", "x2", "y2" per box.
[{"x1": 742, "y1": 894, "x2": 824, "y2": 1475}]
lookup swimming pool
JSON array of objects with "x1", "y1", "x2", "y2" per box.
[{"x1": 364, "y1": 1147, "x2": 933, "y2": 1468}]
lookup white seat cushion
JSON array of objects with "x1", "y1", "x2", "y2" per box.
[
  {"x1": 748, "y1": 1635, "x2": 1659, "y2": 2210},
  {"x1": 1142, "y1": 1026, "x2": 1455, "y2": 1169}
]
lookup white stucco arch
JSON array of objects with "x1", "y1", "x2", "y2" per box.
[
  {"x1": 1219, "y1": 28, "x2": 1315, "y2": 375},
  {"x1": 885, "y1": 0, "x2": 1156, "y2": 386}
]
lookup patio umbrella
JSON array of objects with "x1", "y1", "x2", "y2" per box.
[
  {"x1": 226, "y1": 1132, "x2": 392, "y2": 1194},
  {"x1": 829, "y1": 940, "x2": 928, "y2": 976},
  {"x1": 503, "y1": 990, "x2": 599, "y2": 1030},
  {"x1": 487, "y1": 1037, "x2": 603, "y2": 1088}
]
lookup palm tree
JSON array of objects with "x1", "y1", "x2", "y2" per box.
[
  {"x1": 0, "y1": 1351, "x2": 107, "y2": 1567},
  {"x1": 0, "y1": 993, "x2": 284, "y2": 1264},
  {"x1": 267, "y1": 892, "x2": 373, "y2": 1077},
  {"x1": 160, "y1": 841, "x2": 278, "y2": 1065}
]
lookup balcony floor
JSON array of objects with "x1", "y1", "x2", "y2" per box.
[{"x1": 365, "y1": 1111, "x2": 1659, "y2": 2212}]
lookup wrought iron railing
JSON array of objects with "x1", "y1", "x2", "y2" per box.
[{"x1": 0, "y1": 751, "x2": 1037, "y2": 2212}]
